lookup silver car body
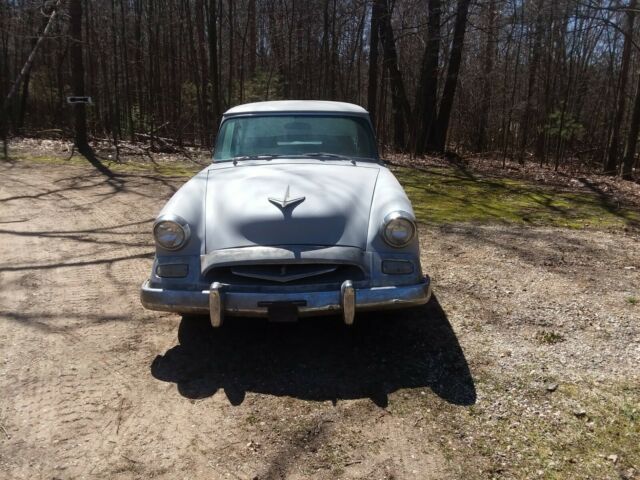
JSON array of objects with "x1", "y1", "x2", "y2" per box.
[{"x1": 140, "y1": 100, "x2": 431, "y2": 326}]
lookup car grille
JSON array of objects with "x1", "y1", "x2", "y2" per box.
[{"x1": 204, "y1": 263, "x2": 366, "y2": 287}]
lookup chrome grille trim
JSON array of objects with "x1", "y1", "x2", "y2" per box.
[
  {"x1": 230, "y1": 265, "x2": 338, "y2": 283},
  {"x1": 201, "y1": 245, "x2": 369, "y2": 275}
]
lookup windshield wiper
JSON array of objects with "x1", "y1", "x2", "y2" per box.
[
  {"x1": 230, "y1": 153, "x2": 358, "y2": 164},
  {"x1": 299, "y1": 153, "x2": 356, "y2": 163},
  {"x1": 300, "y1": 152, "x2": 347, "y2": 159},
  {"x1": 231, "y1": 154, "x2": 282, "y2": 164}
]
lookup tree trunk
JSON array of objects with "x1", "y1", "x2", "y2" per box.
[
  {"x1": 119, "y1": 0, "x2": 134, "y2": 140},
  {"x1": 227, "y1": 0, "x2": 234, "y2": 106},
  {"x1": 431, "y1": 0, "x2": 471, "y2": 153},
  {"x1": 208, "y1": 0, "x2": 220, "y2": 125},
  {"x1": 322, "y1": 0, "x2": 331, "y2": 97},
  {"x1": 329, "y1": 0, "x2": 338, "y2": 99},
  {"x1": 622, "y1": 72, "x2": 640, "y2": 180},
  {"x1": 196, "y1": 0, "x2": 210, "y2": 146},
  {"x1": 70, "y1": 0, "x2": 89, "y2": 154},
  {"x1": 475, "y1": 0, "x2": 497, "y2": 153},
  {"x1": 502, "y1": 1, "x2": 525, "y2": 165},
  {"x1": 248, "y1": 0, "x2": 257, "y2": 77},
  {"x1": 414, "y1": 0, "x2": 441, "y2": 155},
  {"x1": 110, "y1": 0, "x2": 122, "y2": 153},
  {"x1": 378, "y1": 0, "x2": 411, "y2": 150},
  {"x1": 604, "y1": 0, "x2": 637, "y2": 174},
  {"x1": 367, "y1": 0, "x2": 381, "y2": 127},
  {"x1": 2, "y1": 0, "x2": 61, "y2": 159},
  {"x1": 518, "y1": 0, "x2": 545, "y2": 161},
  {"x1": 17, "y1": 8, "x2": 42, "y2": 133}
]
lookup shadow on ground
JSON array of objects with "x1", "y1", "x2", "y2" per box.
[{"x1": 151, "y1": 295, "x2": 476, "y2": 407}]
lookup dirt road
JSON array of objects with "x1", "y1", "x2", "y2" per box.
[{"x1": 1, "y1": 159, "x2": 638, "y2": 479}]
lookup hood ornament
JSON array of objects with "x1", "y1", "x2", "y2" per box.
[{"x1": 269, "y1": 185, "x2": 305, "y2": 210}]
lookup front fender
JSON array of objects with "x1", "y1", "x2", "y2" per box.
[
  {"x1": 154, "y1": 167, "x2": 209, "y2": 257},
  {"x1": 366, "y1": 166, "x2": 419, "y2": 257}
]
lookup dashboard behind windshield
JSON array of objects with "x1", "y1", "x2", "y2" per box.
[{"x1": 213, "y1": 114, "x2": 378, "y2": 162}]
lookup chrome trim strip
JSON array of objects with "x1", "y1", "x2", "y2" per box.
[
  {"x1": 230, "y1": 265, "x2": 338, "y2": 283},
  {"x1": 200, "y1": 245, "x2": 368, "y2": 274},
  {"x1": 140, "y1": 276, "x2": 431, "y2": 318}
]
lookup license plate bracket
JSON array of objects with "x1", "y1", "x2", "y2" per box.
[{"x1": 259, "y1": 301, "x2": 305, "y2": 323}]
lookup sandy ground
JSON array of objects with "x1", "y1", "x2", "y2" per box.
[{"x1": 0, "y1": 159, "x2": 638, "y2": 479}]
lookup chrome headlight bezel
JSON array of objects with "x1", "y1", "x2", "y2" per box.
[
  {"x1": 153, "y1": 214, "x2": 191, "y2": 251},
  {"x1": 381, "y1": 211, "x2": 416, "y2": 248}
]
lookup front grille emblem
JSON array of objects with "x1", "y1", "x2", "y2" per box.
[{"x1": 269, "y1": 185, "x2": 305, "y2": 210}]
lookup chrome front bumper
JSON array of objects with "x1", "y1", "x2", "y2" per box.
[{"x1": 140, "y1": 276, "x2": 431, "y2": 326}]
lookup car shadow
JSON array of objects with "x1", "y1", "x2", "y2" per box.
[{"x1": 150, "y1": 294, "x2": 476, "y2": 407}]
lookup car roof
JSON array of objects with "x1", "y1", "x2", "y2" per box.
[{"x1": 223, "y1": 100, "x2": 369, "y2": 116}]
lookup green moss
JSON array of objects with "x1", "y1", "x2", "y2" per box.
[
  {"x1": 428, "y1": 374, "x2": 640, "y2": 480},
  {"x1": 527, "y1": 382, "x2": 640, "y2": 479},
  {"x1": 535, "y1": 330, "x2": 566, "y2": 345},
  {"x1": 393, "y1": 165, "x2": 639, "y2": 229}
]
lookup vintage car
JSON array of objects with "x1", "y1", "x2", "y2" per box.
[{"x1": 140, "y1": 100, "x2": 431, "y2": 326}]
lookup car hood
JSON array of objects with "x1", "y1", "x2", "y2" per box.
[{"x1": 204, "y1": 161, "x2": 380, "y2": 252}]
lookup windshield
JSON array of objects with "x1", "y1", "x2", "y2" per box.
[{"x1": 213, "y1": 114, "x2": 378, "y2": 162}]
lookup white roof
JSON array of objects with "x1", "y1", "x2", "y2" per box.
[{"x1": 224, "y1": 100, "x2": 368, "y2": 116}]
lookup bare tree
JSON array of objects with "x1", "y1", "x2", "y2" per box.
[
  {"x1": 432, "y1": 0, "x2": 472, "y2": 153},
  {"x1": 208, "y1": 0, "x2": 221, "y2": 124},
  {"x1": 378, "y1": 0, "x2": 411, "y2": 150},
  {"x1": 0, "y1": 0, "x2": 637, "y2": 179},
  {"x1": 2, "y1": 0, "x2": 62, "y2": 159},
  {"x1": 367, "y1": 0, "x2": 381, "y2": 127},
  {"x1": 475, "y1": 0, "x2": 498, "y2": 153},
  {"x1": 604, "y1": 0, "x2": 637, "y2": 174},
  {"x1": 518, "y1": 0, "x2": 544, "y2": 162},
  {"x1": 622, "y1": 72, "x2": 640, "y2": 179},
  {"x1": 415, "y1": 0, "x2": 442, "y2": 155}
]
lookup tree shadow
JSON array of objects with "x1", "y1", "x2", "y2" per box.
[
  {"x1": 0, "y1": 251, "x2": 152, "y2": 272},
  {"x1": 150, "y1": 294, "x2": 476, "y2": 407},
  {"x1": 578, "y1": 176, "x2": 640, "y2": 227},
  {"x1": 432, "y1": 222, "x2": 638, "y2": 279},
  {"x1": 77, "y1": 146, "x2": 126, "y2": 190},
  {"x1": 0, "y1": 155, "x2": 181, "y2": 208},
  {"x1": 0, "y1": 218, "x2": 154, "y2": 248}
]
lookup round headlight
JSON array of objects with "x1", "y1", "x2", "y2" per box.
[
  {"x1": 382, "y1": 212, "x2": 416, "y2": 247},
  {"x1": 153, "y1": 219, "x2": 189, "y2": 250}
]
